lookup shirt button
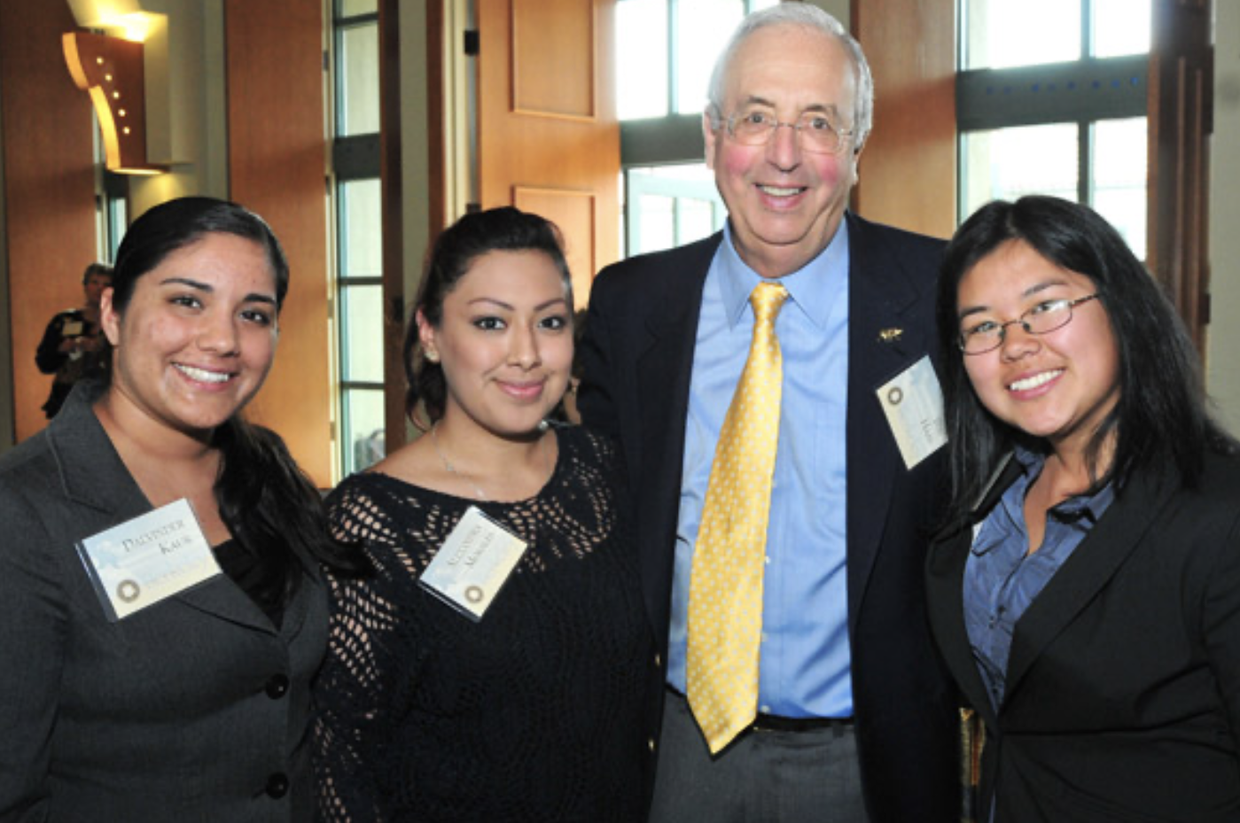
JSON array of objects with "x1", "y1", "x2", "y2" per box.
[
  {"x1": 265, "y1": 773, "x2": 289, "y2": 798},
  {"x1": 760, "y1": 704, "x2": 771, "y2": 714},
  {"x1": 265, "y1": 674, "x2": 290, "y2": 699}
]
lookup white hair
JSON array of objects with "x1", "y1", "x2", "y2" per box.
[{"x1": 705, "y1": 4, "x2": 874, "y2": 148}]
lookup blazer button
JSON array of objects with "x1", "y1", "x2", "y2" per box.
[
  {"x1": 265, "y1": 674, "x2": 290, "y2": 699},
  {"x1": 265, "y1": 772, "x2": 289, "y2": 798},
  {"x1": 647, "y1": 738, "x2": 656, "y2": 753},
  {"x1": 653, "y1": 653, "x2": 661, "y2": 667}
]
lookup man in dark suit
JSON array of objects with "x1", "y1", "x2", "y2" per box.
[{"x1": 578, "y1": 5, "x2": 957, "y2": 821}]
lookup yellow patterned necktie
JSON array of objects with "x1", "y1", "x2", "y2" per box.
[{"x1": 687, "y1": 281, "x2": 789, "y2": 754}]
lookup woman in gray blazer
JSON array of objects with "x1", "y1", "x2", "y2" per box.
[
  {"x1": 926, "y1": 195, "x2": 1240, "y2": 822},
  {"x1": 0, "y1": 197, "x2": 342, "y2": 822}
]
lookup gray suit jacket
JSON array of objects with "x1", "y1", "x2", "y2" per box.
[{"x1": 0, "y1": 383, "x2": 327, "y2": 822}]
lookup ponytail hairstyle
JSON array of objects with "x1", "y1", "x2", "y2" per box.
[
  {"x1": 405, "y1": 206, "x2": 573, "y2": 424},
  {"x1": 108, "y1": 196, "x2": 346, "y2": 603}
]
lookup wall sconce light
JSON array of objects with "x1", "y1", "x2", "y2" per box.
[{"x1": 63, "y1": 30, "x2": 165, "y2": 175}]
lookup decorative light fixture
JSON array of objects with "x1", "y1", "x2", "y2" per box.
[{"x1": 63, "y1": 30, "x2": 165, "y2": 175}]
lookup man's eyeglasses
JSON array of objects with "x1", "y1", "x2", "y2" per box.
[
  {"x1": 719, "y1": 108, "x2": 855, "y2": 155},
  {"x1": 958, "y1": 294, "x2": 1100, "y2": 355}
]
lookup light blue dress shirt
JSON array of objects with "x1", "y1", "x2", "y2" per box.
[{"x1": 666, "y1": 222, "x2": 853, "y2": 718}]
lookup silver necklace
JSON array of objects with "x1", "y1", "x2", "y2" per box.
[
  {"x1": 430, "y1": 423, "x2": 487, "y2": 500},
  {"x1": 429, "y1": 422, "x2": 554, "y2": 502}
]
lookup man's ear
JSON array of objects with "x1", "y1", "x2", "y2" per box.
[{"x1": 703, "y1": 111, "x2": 719, "y2": 171}]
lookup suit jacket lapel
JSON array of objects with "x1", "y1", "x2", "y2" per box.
[
  {"x1": 48, "y1": 382, "x2": 277, "y2": 635},
  {"x1": 844, "y1": 213, "x2": 933, "y2": 625},
  {"x1": 633, "y1": 233, "x2": 721, "y2": 632},
  {"x1": 1003, "y1": 467, "x2": 1175, "y2": 700},
  {"x1": 925, "y1": 457, "x2": 1023, "y2": 728}
]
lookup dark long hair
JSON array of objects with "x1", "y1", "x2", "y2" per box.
[
  {"x1": 108, "y1": 196, "x2": 344, "y2": 602},
  {"x1": 936, "y1": 195, "x2": 1233, "y2": 522},
  {"x1": 405, "y1": 206, "x2": 572, "y2": 424}
]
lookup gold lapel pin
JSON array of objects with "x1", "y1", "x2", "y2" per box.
[{"x1": 879, "y1": 328, "x2": 903, "y2": 343}]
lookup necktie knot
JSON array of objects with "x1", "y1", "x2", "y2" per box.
[{"x1": 751, "y1": 282, "x2": 789, "y2": 328}]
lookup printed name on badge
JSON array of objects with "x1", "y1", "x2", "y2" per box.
[
  {"x1": 76, "y1": 498, "x2": 221, "y2": 621},
  {"x1": 419, "y1": 505, "x2": 529, "y2": 622},
  {"x1": 877, "y1": 355, "x2": 948, "y2": 470}
]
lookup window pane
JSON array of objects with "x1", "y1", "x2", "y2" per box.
[
  {"x1": 339, "y1": 23, "x2": 380, "y2": 136},
  {"x1": 340, "y1": 178, "x2": 382, "y2": 277},
  {"x1": 961, "y1": 123, "x2": 1079, "y2": 220},
  {"x1": 342, "y1": 388, "x2": 386, "y2": 476},
  {"x1": 675, "y1": 0, "x2": 745, "y2": 114},
  {"x1": 627, "y1": 164, "x2": 724, "y2": 255},
  {"x1": 1093, "y1": 0, "x2": 1150, "y2": 58},
  {"x1": 638, "y1": 194, "x2": 676, "y2": 253},
  {"x1": 1091, "y1": 117, "x2": 1146, "y2": 255},
  {"x1": 617, "y1": 0, "x2": 669, "y2": 119},
  {"x1": 339, "y1": 0, "x2": 377, "y2": 16},
  {"x1": 963, "y1": 0, "x2": 1081, "y2": 70},
  {"x1": 340, "y1": 285, "x2": 384, "y2": 383},
  {"x1": 677, "y1": 197, "x2": 717, "y2": 245}
]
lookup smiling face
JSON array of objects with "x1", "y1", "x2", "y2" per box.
[
  {"x1": 957, "y1": 239, "x2": 1121, "y2": 457},
  {"x1": 704, "y1": 23, "x2": 860, "y2": 279},
  {"x1": 417, "y1": 249, "x2": 573, "y2": 440},
  {"x1": 100, "y1": 232, "x2": 280, "y2": 440}
]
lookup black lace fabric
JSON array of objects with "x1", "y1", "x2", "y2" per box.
[{"x1": 313, "y1": 427, "x2": 650, "y2": 822}]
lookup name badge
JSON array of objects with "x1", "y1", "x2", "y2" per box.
[
  {"x1": 76, "y1": 499, "x2": 221, "y2": 621},
  {"x1": 877, "y1": 355, "x2": 948, "y2": 470},
  {"x1": 62, "y1": 320, "x2": 84, "y2": 337},
  {"x1": 419, "y1": 505, "x2": 528, "y2": 622}
]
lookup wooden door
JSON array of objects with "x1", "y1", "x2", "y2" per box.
[
  {"x1": 475, "y1": 0, "x2": 619, "y2": 307},
  {"x1": 1147, "y1": 0, "x2": 1212, "y2": 353}
]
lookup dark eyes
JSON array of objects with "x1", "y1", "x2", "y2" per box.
[
  {"x1": 471, "y1": 314, "x2": 568, "y2": 332},
  {"x1": 169, "y1": 295, "x2": 273, "y2": 326}
]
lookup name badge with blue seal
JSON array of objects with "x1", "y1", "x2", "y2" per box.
[
  {"x1": 76, "y1": 498, "x2": 221, "y2": 621},
  {"x1": 419, "y1": 505, "x2": 528, "y2": 622}
]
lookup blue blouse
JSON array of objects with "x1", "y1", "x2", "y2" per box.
[{"x1": 963, "y1": 449, "x2": 1115, "y2": 710}]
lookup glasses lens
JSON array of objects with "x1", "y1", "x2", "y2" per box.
[
  {"x1": 1025, "y1": 301, "x2": 1073, "y2": 334},
  {"x1": 798, "y1": 114, "x2": 843, "y2": 154},
  {"x1": 961, "y1": 330, "x2": 1000, "y2": 354},
  {"x1": 730, "y1": 112, "x2": 769, "y2": 145}
]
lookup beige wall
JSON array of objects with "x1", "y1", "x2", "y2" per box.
[{"x1": 1208, "y1": 0, "x2": 1240, "y2": 433}]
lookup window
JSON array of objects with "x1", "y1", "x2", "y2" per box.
[
  {"x1": 331, "y1": 0, "x2": 385, "y2": 477},
  {"x1": 957, "y1": 0, "x2": 1151, "y2": 252},
  {"x1": 615, "y1": 0, "x2": 778, "y2": 256}
]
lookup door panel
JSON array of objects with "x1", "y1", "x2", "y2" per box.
[{"x1": 477, "y1": 0, "x2": 619, "y2": 306}]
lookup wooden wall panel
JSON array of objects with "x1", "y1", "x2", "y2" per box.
[
  {"x1": 224, "y1": 0, "x2": 332, "y2": 486},
  {"x1": 0, "y1": 0, "x2": 98, "y2": 443},
  {"x1": 851, "y1": 0, "x2": 956, "y2": 240}
]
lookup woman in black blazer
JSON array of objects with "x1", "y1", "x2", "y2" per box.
[
  {"x1": 0, "y1": 197, "x2": 343, "y2": 821},
  {"x1": 927, "y1": 195, "x2": 1240, "y2": 822}
]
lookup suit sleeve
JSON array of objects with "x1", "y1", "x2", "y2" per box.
[
  {"x1": 35, "y1": 314, "x2": 68, "y2": 375},
  {"x1": 1203, "y1": 506, "x2": 1240, "y2": 751},
  {"x1": 577, "y1": 271, "x2": 621, "y2": 439},
  {"x1": 0, "y1": 485, "x2": 68, "y2": 821}
]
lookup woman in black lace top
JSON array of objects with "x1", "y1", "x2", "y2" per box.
[{"x1": 314, "y1": 208, "x2": 652, "y2": 822}]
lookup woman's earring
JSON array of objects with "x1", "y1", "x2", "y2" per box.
[{"x1": 425, "y1": 349, "x2": 440, "y2": 363}]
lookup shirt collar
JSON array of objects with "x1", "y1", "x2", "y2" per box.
[
  {"x1": 1012, "y1": 446, "x2": 1116, "y2": 523},
  {"x1": 716, "y1": 219, "x2": 849, "y2": 330}
]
